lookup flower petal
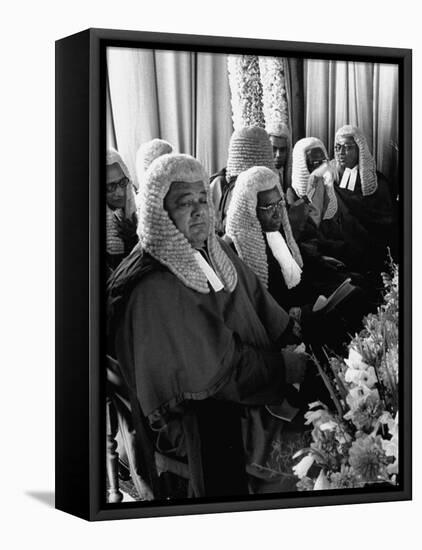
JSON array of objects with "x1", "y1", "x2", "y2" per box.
[{"x1": 292, "y1": 455, "x2": 315, "y2": 479}]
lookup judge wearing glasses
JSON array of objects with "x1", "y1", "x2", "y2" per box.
[
  {"x1": 106, "y1": 148, "x2": 139, "y2": 272},
  {"x1": 224, "y1": 165, "x2": 321, "y2": 311},
  {"x1": 319, "y1": 125, "x2": 396, "y2": 274},
  {"x1": 224, "y1": 165, "x2": 355, "y2": 315}
]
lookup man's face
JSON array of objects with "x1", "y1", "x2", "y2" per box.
[
  {"x1": 256, "y1": 186, "x2": 283, "y2": 233},
  {"x1": 164, "y1": 180, "x2": 210, "y2": 249},
  {"x1": 334, "y1": 135, "x2": 359, "y2": 170},
  {"x1": 306, "y1": 147, "x2": 327, "y2": 173},
  {"x1": 106, "y1": 163, "x2": 128, "y2": 209},
  {"x1": 269, "y1": 135, "x2": 288, "y2": 170}
]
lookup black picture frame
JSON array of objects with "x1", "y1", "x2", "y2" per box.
[{"x1": 55, "y1": 27, "x2": 412, "y2": 521}]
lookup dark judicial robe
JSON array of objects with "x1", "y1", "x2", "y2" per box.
[
  {"x1": 113, "y1": 241, "x2": 301, "y2": 492},
  {"x1": 320, "y1": 172, "x2": 396, "y2": 273}
]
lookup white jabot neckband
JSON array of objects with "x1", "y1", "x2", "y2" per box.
[
  {"x1": 339, "y1": 166, "x2": 358, "y2": 191},
  {"x1": 265, "y1": 231, "x2": 302, "y2": 289},
  {"x1": 193, "y1": 251, "x2": 224, "y2": 292}
]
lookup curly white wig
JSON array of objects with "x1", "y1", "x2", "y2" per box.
[
  {"x1": 291, "y1": 137, "x2": 329, "y2": 198},
  {"x1": 335, "y1": 125, "x2": 377, "y2": 196},
  {"x1": 107, "y1": 147, "x2": 131, "y2": 179},
  {"x1": 136, "y1": 138, "x2": 173, "y2": 184},
  {"x1": 226, "y1": 126, "x2": 275, "y2": 180},
  {"x1": 138, "y1": 153, "x2": 237, "y2": 294},
  {"x1": 226, "y1": 166, "x2": 302, "y2": 288}
]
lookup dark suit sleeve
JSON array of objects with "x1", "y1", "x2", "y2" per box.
[{"x1": 214, "y1": 336, "x2": 292, "y2": 406}]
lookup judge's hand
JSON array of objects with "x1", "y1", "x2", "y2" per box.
[
  {"x1": 288, "y1": 200, "x2": 310, "y2": 239},
  {"x1": 116, "y1": 212, "x2": 138, "y2": 239},
  {"x1": 116, "y1": 213, "x2": 139, "y2": 251},
  {"x1": 281, "y1": 350, "x2": 308, "y2": 385},
  {"x1": 279, "y1": 314, "x2": 303, "y2": 347}
]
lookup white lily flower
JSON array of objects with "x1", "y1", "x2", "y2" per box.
[
  {"x1": 346, "y1": 385, "x2": 372, "y2": 411},
  {"x1": 378, "y1": 411, "x2": 393, "y2": 425},
  {"x1": 319, "y1": 420, "x2": 338, "y2": 432},
  {"x1": 345, "y1": 366, "x2": 378, "y2": 388},
  {"x1": 344, "y1": 348, "x2": 369, "y2": 370},
  {"x1": 381, "y1": 438, "x2": 398, "y2": 457},
  {"x1": 313, "y1": 470, "x2": 331, "y2": 490},
  {"x1": 292, "y1": 455, "x2": 315, "y2": 479}
]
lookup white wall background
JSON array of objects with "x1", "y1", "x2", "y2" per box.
[{"x1": 0, "y1": 1, "x2": 419, "y2": 548}]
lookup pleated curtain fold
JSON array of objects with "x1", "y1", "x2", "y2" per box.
[{"x1": 107, "y1": 47, "x2": 233, "y2": 187}]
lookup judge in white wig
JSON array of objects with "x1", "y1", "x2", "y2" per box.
[
  {"x1": 106, "y1": 148, "x2": 138, "y2": 271},
  {"x1": 291, "y1": 137, "x2": 338, "y2": 226},
  {"x1": 333, "y1": 125, "x2": 377, "y2": 196},
  {"x1": 137, "y1": 153, "x2": 237, "y2": 294},
  {"x1": 317, "y1": 124, "x2": 396, "y2": 272},
  {"x1": 225, "y1": 166, "x2": 306, "y2": 310},
  {"x1": 108, "y1": 153, "x2": 309, "y2": 496}
]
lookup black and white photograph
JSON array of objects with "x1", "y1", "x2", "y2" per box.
[
  {"x1": 104, "y1": 42, "x2": 405, "y2": 506},
  {"x1": 4, "y1": 0, "x2": 422, "y2": 546}
]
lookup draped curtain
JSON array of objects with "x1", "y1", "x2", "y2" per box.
[
  {"x1": 304, "y1": 59, "x2": 398, "y2": 185},
  {"x1": 107, "y1": 47, "x2": 233, "y2": 187},
  {"x1": 195, "y1": 53, "x2": 233, "y2": 177},
  {"x1": 107, "y1": 49, "x2": 398, "y2": 190}
]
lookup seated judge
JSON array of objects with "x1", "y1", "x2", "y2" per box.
[
  {"x1": 223, "y1": 165, "x2": 368, "y2": 353},
  {"x1": 319, "y1": 125, "x2": 396, "y2": 273},
  {"x1": 286, "y1": 137, "x2": 360, "y2": 277},
  {"x1": 288, "y1": 137, "x2": 338, "y2": 232},
  {"x1": 224, "y1": 166, "x2": 350, "y2": 313},
  {"x1": 106, "y1": 148, "x2": 139, "y2": 273},
  {"x1": 108, "y1": 153, "x2": 309, "y2": 495}
]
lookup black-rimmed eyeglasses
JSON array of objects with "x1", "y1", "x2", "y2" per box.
[
  {"x1": 257, "y1": 198, "x2": 284, "y2": 215},
  {"x1": 106, "y1": 177, "x2": 129, "y2": 193},
  {"x1": 334, "y1": 144, "x2": 356, "y2": 153}
]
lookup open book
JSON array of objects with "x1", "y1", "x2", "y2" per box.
[{"x1": 312, "y1": 277, "x2": 356, "y2": 315}]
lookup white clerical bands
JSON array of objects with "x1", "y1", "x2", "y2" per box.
[
  {"x1": 265, "y1": 231, "x2": 302, "y2": 289},
  {"x1": 193, "y1": 231, "x2": 302, "y2": 292},
  {"x1": 193, "y1": 251, "x2": 224, "y2": 292},
  {"x1": 339, "y1": 166, "x2": 358, "y2": 191}
]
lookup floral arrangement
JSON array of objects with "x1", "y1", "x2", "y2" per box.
[
  {"x1": 258, "y1": 56, "x2": 289, "y2": 130},
  {"x1": 292, "y1": 262, "x2": 399, "y2": 490},
  {"x1": 227, "y1": 55, "x2": 265, "y2": 130}
]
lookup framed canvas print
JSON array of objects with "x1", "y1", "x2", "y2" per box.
[{"x1": 55, "y1": 28, "x2": 412, "y2": 521}]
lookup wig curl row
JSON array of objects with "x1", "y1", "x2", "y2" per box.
[
  {"x1": 136, "y1": 138, "x2": 173, "y2": 183},
  {"x1": 226, "y1": 126, "x2": 275, "y2": 180}
]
